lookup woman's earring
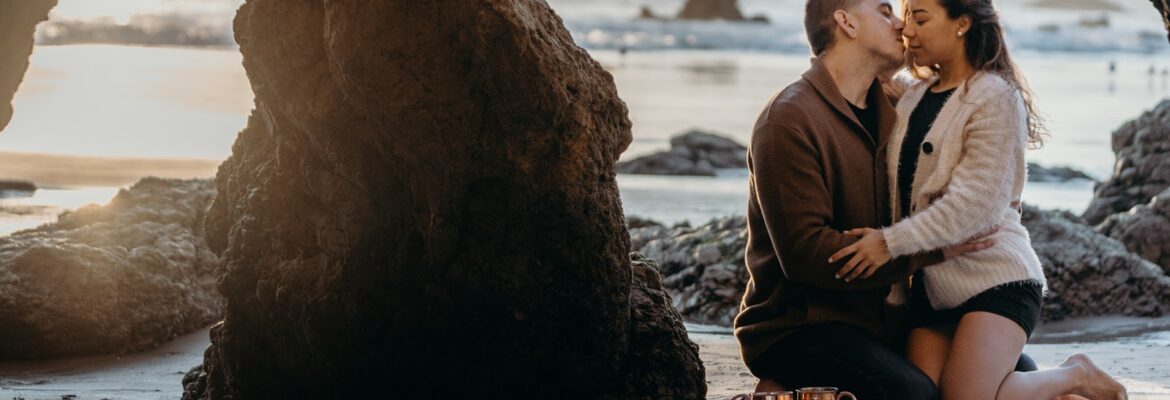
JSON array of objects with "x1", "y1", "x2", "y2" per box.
[{"x1": 958, "y1": 30, "x2": 965, "y2": 36}]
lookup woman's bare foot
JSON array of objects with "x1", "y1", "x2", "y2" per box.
[{"x1": 1062, "y1": 353, "x2": 1127, "y2": 400}]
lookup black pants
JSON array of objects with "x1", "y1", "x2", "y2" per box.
[{"x1": 751, "y1": 322, "x2": 1037, "y2": 400}]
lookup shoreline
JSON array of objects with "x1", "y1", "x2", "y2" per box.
[
  {"x1": 0, "y1": 151, "x2": 219, "y2": 189},
  {"x1": 1, "y1": 316, "x2": 1167, "y2": 400}
]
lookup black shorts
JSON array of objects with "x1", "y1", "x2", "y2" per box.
[{"x1": 908, "y1": 271, "x2": 1043, "y2": 337}]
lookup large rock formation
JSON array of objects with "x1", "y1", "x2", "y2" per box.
[
  {"x1": 1022, "y1": 205, "x2": 1170, "y2": 321},
  {"x1": 1, "y1": 0, "x2": 56, "y2": 132},
  {"x1": 1083, "y1": 99, "x2": 1170, "y2": 224},
  {"x1": 187, "y1": 1, "x2": 703, "y2": 398},
  {"x1": 1027, "y1": 163, "x2": 1094, "y2": 183},
  {"x1": 629, "y1": 207, "x2": 1170, "y2": 327},
  {"x1": 1098, "y1": 187, "x2": 1170, "y2": 275},
  {"x1": 677, "y1": 0, "x2": 745, "y2": 21},
  {"x1": 1153, "y1": 0, "x2": 1170, "y2": 43},
  {"x1": 618, "y1": 130, "x2": 747, "y2": 176},
  {"x1": 0, "y1": 178, "x2": 220, "y2": 360}
]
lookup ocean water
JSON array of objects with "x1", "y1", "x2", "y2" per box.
[{"x1": 2, "y1": 0, "x2": 1169, "y2": 232}]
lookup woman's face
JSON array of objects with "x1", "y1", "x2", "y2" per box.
[{"x1": 901, "y1": 0, "x2": 968, "y2": 68}]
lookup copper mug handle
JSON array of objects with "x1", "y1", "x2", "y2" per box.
[
  {"x1": 732, "y1": 392, "x2": 796, "y2": 400},
  {"x1": 795, "y1": 387, "x2": 856, "y2": 400}
]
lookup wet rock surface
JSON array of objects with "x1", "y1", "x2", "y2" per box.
[
  {"x1": 618, "y1": 130, "x2": 747, "y2": 176},
  {"x1": 187, "y1": 1, "x2": 704, "y2": 398},
  {"x1": 0, "y1": 178, "x2": 220, "y2": 360},
  {"x1": 1083, "y1": 99, "x2": 1170, "y2": 224}
]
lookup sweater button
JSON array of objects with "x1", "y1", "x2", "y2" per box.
[{"x1": 922, "y1": 142, "x2": 934, "y2": 154}]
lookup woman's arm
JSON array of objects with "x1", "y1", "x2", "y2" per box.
[{"x1": 881, "y1": 87, "x2": 1025, "y2": 258}]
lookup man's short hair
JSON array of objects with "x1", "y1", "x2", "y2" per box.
[{"x1": 805, "y1": 0, "x2": 863, "y2": 55}]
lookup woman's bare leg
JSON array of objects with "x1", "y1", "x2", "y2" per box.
[
  {"x1": 907, "y1": 326, "x2": 952, "y2": 385},
  {"x1": 940, "y1": 311, "x2": 1127, "y2": 400},
  {"x1": 755, "y1": 379, "x2": 786, "y2": 392}
]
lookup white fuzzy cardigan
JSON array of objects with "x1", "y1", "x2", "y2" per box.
[{"x1": 883, "y1": 71, "x2": 1047, "y2": 309}]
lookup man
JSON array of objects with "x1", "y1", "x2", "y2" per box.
[{"x1": 733, "y1": 1, "x2": 1029, "y2": 398}]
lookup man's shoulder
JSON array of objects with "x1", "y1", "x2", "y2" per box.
[{"x1": 757, "y1": 78, "x2": 828, "y2": 130}]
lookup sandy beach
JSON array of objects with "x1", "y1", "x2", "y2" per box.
[{"x1": 1, "y1": 318, "x2": 1167, "y2": 400}]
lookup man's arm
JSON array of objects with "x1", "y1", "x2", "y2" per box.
[{"x1": 750, "y1": 122, "x2": 914, "y2": 291}]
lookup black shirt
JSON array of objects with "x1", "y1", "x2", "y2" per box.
[
  {"x1": 898, "y1": 88, "x2": 955, "y2": 219},
  {"x1": 848, "y1": 95, "x2": 879, "y2": 144}
]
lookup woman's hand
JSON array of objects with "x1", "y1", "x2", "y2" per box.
[{"x1": 829, "y1": 228, "x2": 892, "y2": 282}]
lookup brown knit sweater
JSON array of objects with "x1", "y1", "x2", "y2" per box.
[{"x1": 733, "y1": 58, "x2": 941, "y2": 372}]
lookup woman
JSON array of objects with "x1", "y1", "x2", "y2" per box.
[{"x1": 828, "y1": 1, "x2": 1128, "y2": 399}]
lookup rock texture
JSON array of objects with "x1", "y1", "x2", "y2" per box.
[
  {"x1": 1083, "y1": 99, "x2": 1170, "y2": 224},
  {"x1": 0, "y1": 178, "x2": 220, "y2": 360},
  {"x1": 677, "y1": 0, "x2": 745, "y2": 21},
  {"x1": 1, "y1": 0, "x2": 57, "y2": 132},
  {"x1": 618, "y1": 130, "x2": 747, "y2": 176},
  {"x1": 1153, "y1": 0, "x2": 1170, "y2": 43},
  {"x1": 1098, "y1": 187, "x2": 1170, "y2": 275},
  {"x1": 629, "y1": 216, "x2": 747, "y2": 326},
  {"x1": 187, "y1": 1, "x2": 703, "y2": 399},
  {"x1": 1022, "y1": 205, "x2": 1170, "y2": 321},
  {"x1": 1028, "y1": 163, "x2": 1094, "y2": 183}
]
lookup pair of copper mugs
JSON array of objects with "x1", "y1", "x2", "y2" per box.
[{"x1": 732, "y1": 387, "x2": 857, "y2": 400}]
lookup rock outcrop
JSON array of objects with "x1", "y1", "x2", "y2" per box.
[
  {"x1": 1022, "y1": 205, "x2": 1170, "y2": 321},
  {"x1": 1152, "y1": 0, "x2": 1170, "y2": 43},
  {"x1": 1098, "y1": 187, "x2": 1170, "y2": 275},
  {"x1": 186, "y1": 1, "x2": 703, "y2": 399},
  {"x1": 628, "y1": 206, "x2": 1170, "y2": 327},
  {"x1": 1028, "y1": 163, "x2": 1094, "y2": 183},
  {"x1": 618, "y1": 130, "x2": 747, "y2": 176},
  {"x1": 0, "y1": 0, "x2": 57, "y2": 132},
  {"x1": 0, "y1": 179, "x2": 36, "y2": 194},
  {"x1": 1083, "y1": 99, "x2": 1170, "y2": 224},
  {"x1": 677, "y1": 0, "x2": 745, "y2": 21},
  {"x1": 629, "y1": 216, "x2": 747, "y2": 326},
  {"x1": 0, "y1": 178, "x2": 220, "y2": 360}
]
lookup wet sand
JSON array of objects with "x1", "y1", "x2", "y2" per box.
[{"x1": 1, "y1": 318, "x2": 1168, "y2": 400}]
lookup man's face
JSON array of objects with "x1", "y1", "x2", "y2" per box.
[{"x1": 849, "y1": 0, "x2": 907, "y2": 71}]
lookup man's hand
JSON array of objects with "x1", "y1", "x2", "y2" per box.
[
  {"x1": 829, "y1": 228, "x2": 892, "y2": 282},
  {"x1": 942, "y1": 226, "x2": 1001, "y2": 260}
]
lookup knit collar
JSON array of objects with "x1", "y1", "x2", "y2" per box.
[{"x1": 801, "y1": 57, "x2": 895, "y2": 150}]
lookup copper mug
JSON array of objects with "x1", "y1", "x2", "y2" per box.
[
  {"x1": 796, "y1": 387, "x2": 856, "y2": 400},
  {"x1": 731, "y1": 391, "x2": 795, "y2": 400}
]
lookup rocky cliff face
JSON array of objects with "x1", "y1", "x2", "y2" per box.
[
  {"x1": 1098, "y1": 187, "x2": 1170, "y2": 275},
  {"x1": 189, "y1": 1, "x2": 703, "y2": 398},
  {"x1": 1083, "y1": 100, "x2": 1170, "y2": 225},
  {"x1": 0, "y1": 178, "x2": 220, "y2": 360},
  {"x1": 677, "y1": 0, "x2": 745, "y2": 21},
  {"x1": 0, "y1": 0, "x2": 56, "y2": 132}
]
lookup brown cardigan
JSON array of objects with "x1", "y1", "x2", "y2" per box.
[{"x1": 733, "y1": 58, "x2": 941, "y2": 371}]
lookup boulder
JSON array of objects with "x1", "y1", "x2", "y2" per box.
[
  {"x1": 618, "y1": 129, "x2": 747, "y2": 176},
  {"x1": 1083, "y1": 99, "x2": 1170, "y2": 224},
  {"x1": 0, "y1": 0, "x2": 57, "y2": 132},
  {"x1": 1022, "y1": 204, "x2": 1170, "y2": 321},
  {"x1": 677, "y1": 0, "x2": 745, "y2": 21},
  {"x1": 185, "y1": 1, "x2": 703, "y2": 399},
  {"x1": 1027, "y1": 163, "x2": 1094, "y2": 183},
  {"x1": 0, "y1": 179, "x2": 37, "y2": 194},
  {"x1": 0, "y1": 178, "x2": 220, "y2": 360},
  {"x1": 1097, "y1": 187, "x2": 1170, "y2": 275}
]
